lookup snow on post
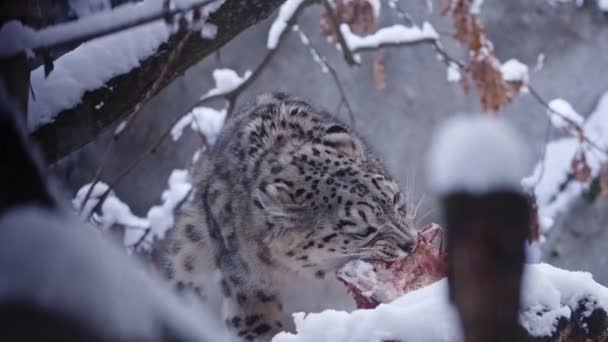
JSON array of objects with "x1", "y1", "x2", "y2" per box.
[{"x1": 427, "y1": 114, "x2": 532, "y2": 342}]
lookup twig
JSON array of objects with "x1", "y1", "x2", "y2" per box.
[
  {"x1": 384, "y1": 0, "x2": 414, "y2": 25},
  {"x1": 129, "y1": 228, "x2": 152, "y2": 250},
  {"x1": 529, "y1": 115, "x2": 554, "y2": 190},
  {"x1": 294, "y1": 25, "x2": 356, "y2": 125},
  {"x1": 321, "y1": 0, "x2": 357, "y2": 65},
  {"x1": 528, "y1": 86, "x2": 608, "y2": 156}
]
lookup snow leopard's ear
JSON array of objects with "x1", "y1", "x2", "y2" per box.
[
  {"x1": 322, "y1": 124, "x2": 366, "y2": 160},
  {"x1": 254, "y1": 180, "x2": 305, "y2": 226}
]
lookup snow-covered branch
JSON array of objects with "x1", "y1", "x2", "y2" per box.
[
  {"x1": 342, "y1": 22, "x2": 438, "y2": 54},
  {"x1": 29, "y1": 0, "x2": 286, "y2": 163},
  {"x1": 0, "y1": 0, "x2": 221, "y2": 59}
]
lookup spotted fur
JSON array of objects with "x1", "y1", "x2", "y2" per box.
[{"x1": 161, "y1": 93, "x2": 417, "y2": 341}]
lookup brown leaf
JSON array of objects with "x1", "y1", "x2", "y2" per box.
[
  {"x1": 359, "y1": 0, "x2": 376, "y2": 35},
  {"x1": 468, "y1": 55, "x2": 512, "y2": 112},
  {"x1": 373, "y1": 51, "x2": 386, "y2": 90},
  {"x1": 600, "y1": 163, "x2": 608, "y2": 196},
  {"x1": 469, "y1": 18, "x2": 483, "y2": 53},
  {"x1": 571, "y1": 150, "x2": 591, "y2": 182}
]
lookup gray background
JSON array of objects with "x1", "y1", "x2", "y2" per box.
[{"x1": 51, "y1": 1, "x2": 608, "y2": 283}]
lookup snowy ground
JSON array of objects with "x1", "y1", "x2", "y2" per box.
[{"x1": 273, "y1": 263, "x2": 608, "y2": 342}]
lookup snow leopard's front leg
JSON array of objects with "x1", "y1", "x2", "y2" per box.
[{"x1": 220, "y1": 275, "x2": 285, "y2": 342}]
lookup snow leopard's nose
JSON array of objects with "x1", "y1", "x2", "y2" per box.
[{"x1": 398, "y1": 241, "x2": 415, "y2": 254}]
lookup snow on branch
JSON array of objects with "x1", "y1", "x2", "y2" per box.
[
  {"x1": 267, "y1": 0, "x2": 308, "y2": 49},
  {"x1": 171, "y1": 106, "x2": 226, "y2": 143},
  {"x1": 201, "y1": 68, "x2": 251, "y2": 100},
  {"x1": 0, "y1": 0, "x2": 222, "y2": 59},
  {"x1": 341, "y1": 22, "x2": 439, "y2": 53},
  {"x1": 522, "y1": 91, "x2": 608, "y2": 233},
  {"x1": 74, "y1": 169, "x2": 192, "y2": 251},
  {"x1": 546, "y1": 98, "x2": 584, "y2": 130}
]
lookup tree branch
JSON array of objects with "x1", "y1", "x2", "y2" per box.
[
  {"x1": 321, "y1": 0, "x2": 357, "y2": 65},
  {"x1": 31, "y1": 0, "x2": 287, "y2": 163}
]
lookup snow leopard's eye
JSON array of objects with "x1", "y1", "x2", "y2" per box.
[{"x1": 393, "y1": 193, "x2": 406, "y2": 217}]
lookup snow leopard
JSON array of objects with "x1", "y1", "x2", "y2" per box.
[{"x1": 161, "y1": 93, "x2": 418, "y2": 341}]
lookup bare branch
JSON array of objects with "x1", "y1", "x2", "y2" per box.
[
  {"x1": 294, "y1": 25, "x2": 355, "y2": 125},
  {"x1": 321, "y1": 0, "x2": 358, "y2": 65},
  {"x1": 528, "y1": 86, "x2": 608, "y2": 156}
]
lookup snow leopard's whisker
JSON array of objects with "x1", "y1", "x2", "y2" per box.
[{"x1": 415, "y1": 208, "x2": 434, "y2": 227}]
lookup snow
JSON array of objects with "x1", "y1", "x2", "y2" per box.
[
  {"x1": 293, "y1": 26, "x2": 329, "y2": 73},
  {"x1": 534, "y1": 53, "x2": 546, "y2": 72},
  {"x1": 171, "y1": 106, "x2": 227, "y2": 143},
  {"x1": 470, "y1": 0, "x2": 484, "y2": 14},
  {"x1": 446, "y1": 62, "x2": 461, "y2": 82},
  {"x1": 274, "y1": 263, "x2": 608, "y2": 341},
  {"x1": 547, "y1": 98, "x2": 584, "y2": 130},
  {"x1": 202, "y1": 68, "x2": 251, "y2": 99},
  {"x1": 0, "y1": 0, "x2": 222, "y2": 59},
  {"x1": 69, "y1": 0, "x2": 111, "y2": 17},
  {"x1": 267, "y1": 0, "x2": 306, "y2": 49},
  {"x1": 523, "y1": 91, "x2": 608, "y2": 232},
  {"x1": 124, "y1": 169, "x2": 192, "y2": 247},
  {"x1": 0, "y1": 206, "x2": 223, "y2": 341},
  {"x1": 274, "y1": 279, "x2": 462, "y2": 342},
  {"x1": 427, "y1": 114, "x2": 531, "y2": 194},
  {"x1": 73, "y1": 181, "x2": 111, "y2": 218},
  {"x1": 27, "y1": 16, "x2": 170, "y2": 130},
  {"x1": 501, "y1": 58, "x2": 529, "y2": 83},
  {"x1": 200, "y1": 23, "x2": 218, "y2": 39},
  {"x1": 114, "y1": 120, "x2": 127, "y2": 135},
  {"x1": 97, "y1": 195, "x2": 150, "y2": 230},
  {"x1": 341, "y1": 22, "x2": 439, "y2": 52},
  {"x1": 73, "y1": 170, "x2": 192, "y2": 249},
  {"x1": 17, "y1": 0, "x2": 225, "y2": 131}
]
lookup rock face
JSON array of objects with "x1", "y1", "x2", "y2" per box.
[{"x1": 51, "y1": 2, "x2": 608, "y2": 280}]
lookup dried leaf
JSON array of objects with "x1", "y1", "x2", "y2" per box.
[
  {"x1": 571, "y1": 150, "x2": 591, "y2": 182},
  {"x1": 320, "y1": 0, "x2": 377, "y2": 38},
  {"x1": 358, "y1": 0, "x2": 376, "y2": 35},
  {"x1": 468, "y1": 18, "x2": 483, "y2": 53},
  {"x1": 373, "y1": 51, "x2": 386, "y2": 90},
  {"x1": 600, "y1": 163, "x2": 608, "y2": 196},
  {"x1": 468, "y1": 55, "x2": 512, "y2": 112}
]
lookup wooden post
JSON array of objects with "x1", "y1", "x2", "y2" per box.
[
  {"x1": 428, "y1": 115, "x2": 532, "y2": 342},
  {"x1": 443, "y1": 191, "x2": 529, "y2": 342}
]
